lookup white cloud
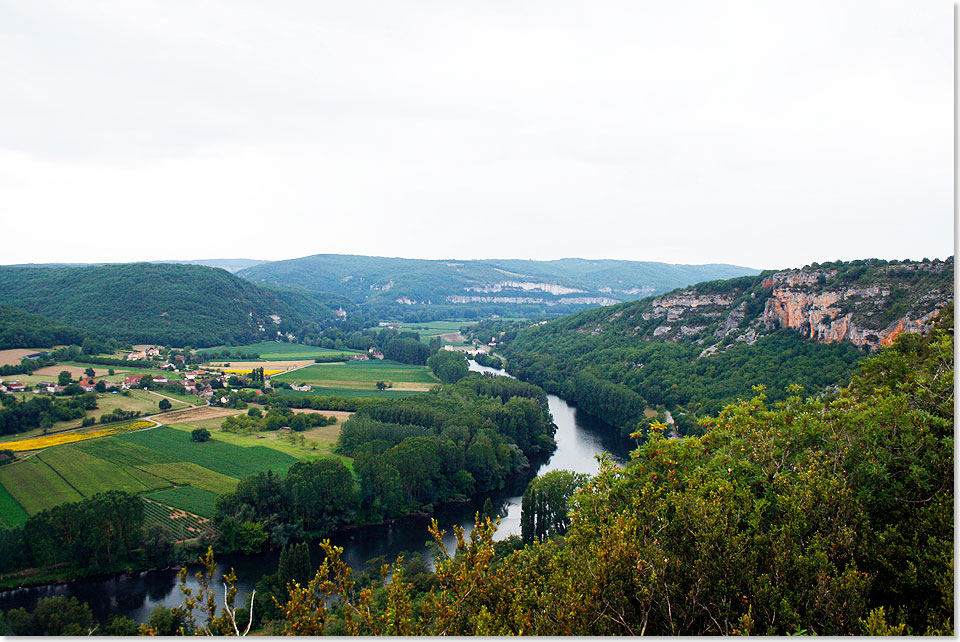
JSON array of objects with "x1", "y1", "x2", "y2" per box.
[{"x1": 0, "y1": 0, "x2": 951, "y2": 268}]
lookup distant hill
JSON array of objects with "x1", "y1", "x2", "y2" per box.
[
  {"x1": 0, "y1": 263, "x2": 343, "y2": 347},
  {"x1": 152, "y1": 258, "x2": 268, "y2": 273},
  {"x1": 6, "y1": 258, "x2": 268, "y2": 274},
  {"x1": 500, "y1": 257, "x2": 954, "y2": 434},
  {"x1": 237, "y1": 254, "x2": 761, "y2": 318}
]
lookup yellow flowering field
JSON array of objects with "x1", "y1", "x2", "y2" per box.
[
  {"x1": 0, "y1": 420, "x2": 154, "y2": 452},
  {"x1": 219, "y1": 367, "x2": 285, "y2": 376}
]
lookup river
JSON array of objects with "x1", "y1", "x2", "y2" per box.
[{"x1": 0, "y1": 361, "x2": 635, "y2": 623}]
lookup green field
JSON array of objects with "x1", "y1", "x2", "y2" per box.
[
  {"x1": 271, "y1": 360, "x2": 439, "y2": 388},
  {"x1": 167, "y1": 422, "x2": 350, "y2": 466},
  {"x1": 273, "y1": 386, "x2": 424, "y2": 399},
  {"x1": 138, "y1": 462, "x2": 238, "y2": 495},
  {"x1": 118, "y1": 427, "x2": 299, "y2": 478},
  {"x1": 73, "y1": 437, "x2": 175, "y2": 466},
  {"x1": 146, "y1": 487, "x2": 221, "y2": 518},
  {"x1": 0, "y1": 456, "x2": 82, "y2": 514},
  {"x1": 0, "y1": 425, "x2": 308, "y2": 527},
  {"x1": 37, "y1": 447, "x2": 169, "y2": 495},
  {"x1": 94, "y1": 389, "x2": 186, "y2": 419},
  {"x1": 156, "y1": 390, "x2": 200, "y2": 405},
  {"x1": 199, "y1": 341, "x2": 364, "y2": 360},
  {"x1": 394, "y1": 320, "x2": 477, "y2": 344},
  {"x1": 0, "y1": 482, "x2": 29, "y2": 529}
]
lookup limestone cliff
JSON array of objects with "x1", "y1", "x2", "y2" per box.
[{"x1": 586, "y1": 257, "x2": 952, "y2": 354}]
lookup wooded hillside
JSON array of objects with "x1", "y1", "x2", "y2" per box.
[
  {"x1": 0, "y1": 263, "x2": 340, "y2": 347},
  {"x1": 501, "y1": 257, "x2": 953, "y2": 434}
]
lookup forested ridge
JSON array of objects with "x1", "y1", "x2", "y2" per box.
[
  {"x1": 237, "y1": 253, "x2": 759, "y2": 319},
  {"x1": 0, "y1": 263, "x2": 342, "y2": 347},
  {"x1": 500, "y1": 257, "x2": 953, "y2": 434}
]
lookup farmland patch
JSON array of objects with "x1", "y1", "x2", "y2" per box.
[
  {"x1": 142, "y1": 498, "x2": 215, "y2": 542},
  {"x1": 199, "y1": 341, "x2": 364, "y2": 360},
  {"x1": 208, "y1": 360, "x2": 313, "y2": 372},
  {"x1": 30, "y1": 365, "x2": 112, "y2": 379},
  {"x1": 0, "y1": 482, "x2": 28, "y2": 529},
  {"x1": 117, "y1": 427, "x2": 298, "y2": 478},
  {"x1": 136, "y1": 462, "x2": 238, "y2": 495},
  {"x1": 73, "y1": 437, "x2": 174, "y2": 466},
  {"x1": 0, "y1": 457, "x2": 82, "y2": 513},
  {"x1": 272, "y1": 360, "x2": 439, "y2": 387},
  {"x1": 37, "y1": 446, "x2": 169, "y2": 496},
  {"x1": 0, "y1": 348, "x2": 48, "y2": 367},
  {"x1": 146, "y1": 486, "x2": 220, "y2": 518},
  {"x1": 0, "y1": 420, "x2": 155, "y2": 453},
  {"x1": 154, "y1": 406, "x2": 240, "y2": 425},
  {"x1": 271, "y1": 387, "x2": 423, "y2": 399}
]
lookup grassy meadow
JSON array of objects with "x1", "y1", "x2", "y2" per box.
[
  {"x1": 395, "y1": 320, "x2": 477, "y2": 345},
  {"x1": 271, "y1": 359, "x2": 439, "y2": 392}
]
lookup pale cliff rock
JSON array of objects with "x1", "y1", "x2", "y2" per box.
[
  {"x1": 447, "y1": 295, "x2": 619, "y2": 306},
  {"x1": 608, "y1": 259, "x2": 952, "y2": 352},
  {"x1": 466, "y1": 280, "x2": 587, "y2": 295}
]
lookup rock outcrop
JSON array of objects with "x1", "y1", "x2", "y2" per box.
[{"x1": 600, "y1": 258, "x2": 953, "y2": 352}]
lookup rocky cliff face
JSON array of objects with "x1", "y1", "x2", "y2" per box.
[
  {"x1": 607, "y1": 258, "x2": 953, "y2": 355},
  {"x1": 758, "y1": 269, "x2": 944, "y2": 348}
]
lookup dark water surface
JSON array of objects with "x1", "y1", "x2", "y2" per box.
[{"x1": 0, "y1": 361, "x2": 634, "y2": 623}]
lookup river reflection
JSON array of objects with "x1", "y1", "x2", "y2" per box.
[{"x1": 0, "y1": 360, "x2": 634, "y2": 623}]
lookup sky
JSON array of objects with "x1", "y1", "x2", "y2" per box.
[{"x1": 0, "y1": 0, "x2": 953, "y2": 271}]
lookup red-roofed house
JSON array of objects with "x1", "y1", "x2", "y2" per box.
[{"x1": 123, "y1": 374, "x2": 144, "y2": 389}]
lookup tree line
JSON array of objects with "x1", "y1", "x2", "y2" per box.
[{"x1": 213, "y1": 374, "x2": 557, "y2": 550}]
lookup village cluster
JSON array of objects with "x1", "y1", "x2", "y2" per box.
[{"x1": 0, "y1": 345, "x2": 243, "y2": 401}]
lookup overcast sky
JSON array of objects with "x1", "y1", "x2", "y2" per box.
[{"x1": 0, "y1": 0, "x2": 953, "y2": 271}]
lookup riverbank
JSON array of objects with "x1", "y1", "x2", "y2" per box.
[{"x1": 0, "y1": 361, "x2": 634, "y2": 624}]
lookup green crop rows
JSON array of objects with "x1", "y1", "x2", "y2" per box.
[
  {"x1": 0, "y1": 425, "x2": 305, "y2": 526},
  {"x1": 0, "y1": 456, "x2": 82, "y2": 514},
  {"x1": 142, "y1": 498, "x2": 215, "y2": 541},
  {"x1": 146, "y1": 487, "x2": 220, "y2": 518},
  {"x1": 37, "y1": 447, "x2": 169, "y2": 496},
  {"x1": 117, "y1": 427, "x2": 298, "y2": 478},
  {"x1": 137, "y1": 462, "x2": 238, "y2": 495}
]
